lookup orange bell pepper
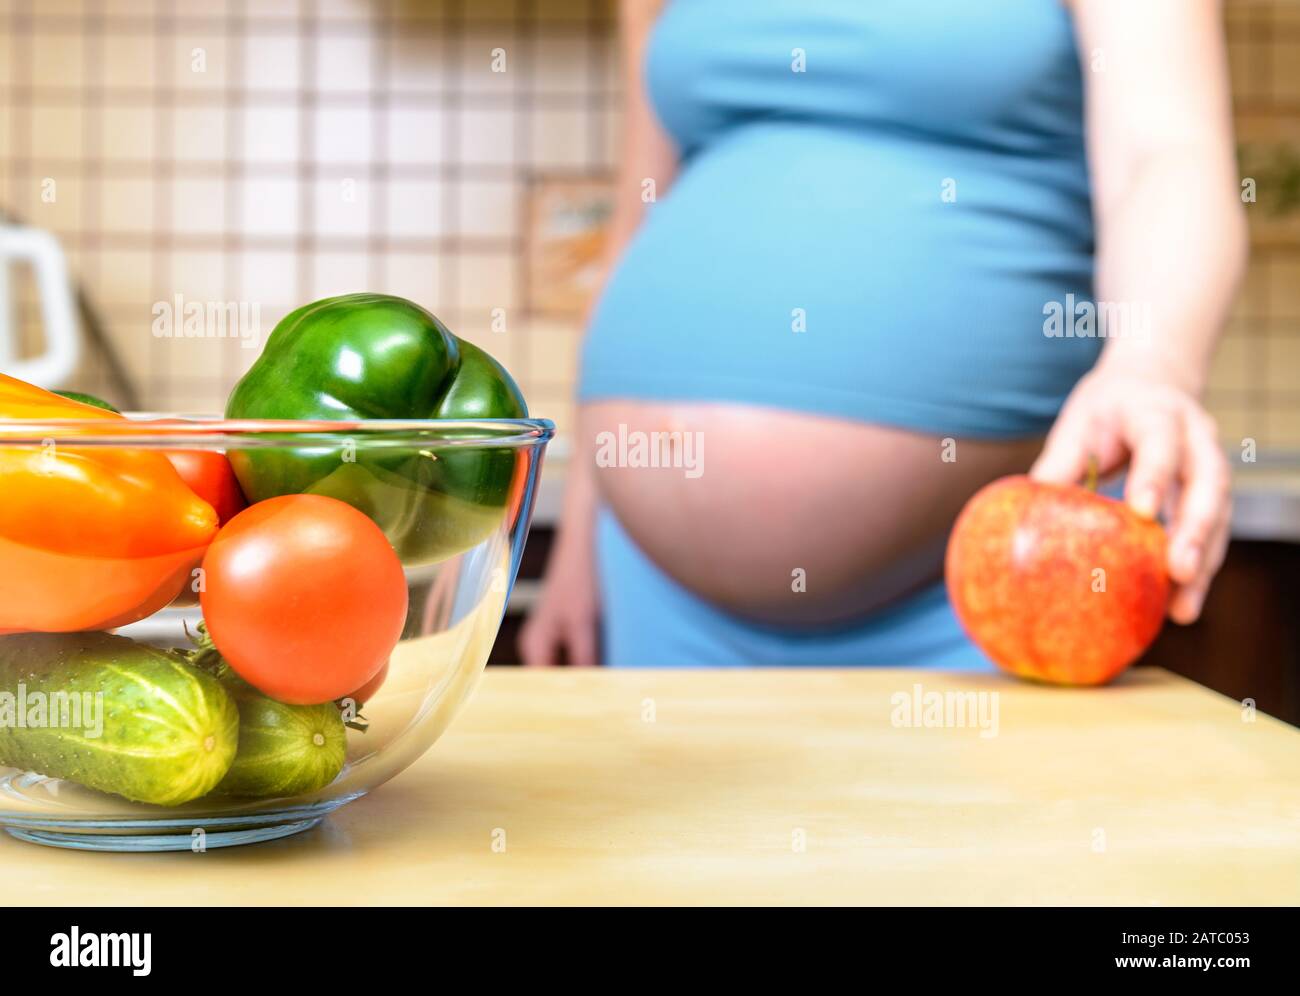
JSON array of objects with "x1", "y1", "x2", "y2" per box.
[{"x1": 0, "y1": 373, "x2": 219, "y2": 632}]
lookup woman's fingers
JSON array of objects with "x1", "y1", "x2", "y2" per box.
[
  {"x1": 1168, "y1": 508, "x2": 1230, "y2": 623},
  {"x1": 1166, "y1": 413, "x2": 1232, "y2": 617},
  {"x1": 518, "y1": 615, "x2": 559, "y2": 667},
  {"x1": 519, "y1": 606, "x2": 600, "y2": 667},
  {"x1": 1032, "y1": 378, "x2": 1129, "y2": 486},
  {"x1": 568, "y1": 618, "x2": 599, "y2": 668},
  {"x1": 1030, "y1": 402, "x2": 1094, "y2": 484},
  {"x1": 1117, "y1": 403, "x2": 1230, "y2": 622},
  {"x1": 1032, "y1": 370, "x2": 1232, "y2": 626},
  {"x1": 1121, "y1": 403, "x2": 1183, "y2": 519}
]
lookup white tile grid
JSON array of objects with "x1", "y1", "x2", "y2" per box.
[
  {"x1": 1212, "y1": 2, "x2": 1300, "y2": 448},
  {"x1": 1, "y1": 0, "x2": 617, "y2": 426}
]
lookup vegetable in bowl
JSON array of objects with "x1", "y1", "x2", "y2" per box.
[
  {"x1": 0, "y1": 292, "x2": 551, "y2": 848},
  {"x1": 0, "y1": 632, "x2": 238, "y2": 807},
  {"x1": 225, "y1": 293, "x2": 528, "y2": 564}
]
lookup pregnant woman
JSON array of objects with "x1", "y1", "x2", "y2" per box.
[{"x1": 522, "y1": 0, "x2": 1246, "y2": 668}]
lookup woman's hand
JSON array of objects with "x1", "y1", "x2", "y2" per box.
[
  {"x1": 519, "y1": 531, "x2": 601, "y2": 668},
  {"x1": 1030, "y1": 362, "x2": 1231, "y2": 625},
  {"x1": 1051, "y1": 0, "x2": 1245, "y2": 625}
]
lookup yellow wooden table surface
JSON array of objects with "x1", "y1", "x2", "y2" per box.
[{"x1": 3, "y1": 667, "x2": 1298, "y2": 906}]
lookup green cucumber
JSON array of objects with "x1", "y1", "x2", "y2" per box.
[
  {"x1": 0, "y1": 632, "x2": 238, "y2": 806},
  {"x1": 213, "y1": 676, "x2": 347, "y2": 798}
]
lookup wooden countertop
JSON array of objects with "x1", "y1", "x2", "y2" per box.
[{"x1": 4, "y1": 667, "x2": 1299, "y2": 906}]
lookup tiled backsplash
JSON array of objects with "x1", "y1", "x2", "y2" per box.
[
  {"x1": 1221, "y1": 0, "x2": 1300, "y2": 449},
  {"x1": 1, "y1": 0, "x2": 1297, "y2": 448},
  {"x1": 0, "y1": 0, "x2": 617, "y2": 431}
]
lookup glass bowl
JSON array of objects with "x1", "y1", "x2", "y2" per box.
[{"x1": 0, "y1": 415, "x2": 554, "y2": 851}]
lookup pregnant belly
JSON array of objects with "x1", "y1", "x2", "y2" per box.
[
  {"x1": 584, "y1": 400, "x2": 1043, "y2": 626},
  {"x1": 582, "y1": 122, "x2": 1098, "y2": 440}
]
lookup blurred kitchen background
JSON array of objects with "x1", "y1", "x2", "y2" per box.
[
  {"x1": 0, "y1": 0, "x2": 615, "y2": 428},
  {"x1": 0, "y1": 0, "x2": 1298, "y2": 714}
]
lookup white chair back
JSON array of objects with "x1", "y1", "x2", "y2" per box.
[{"x1": 0, "y1": 225, "x2": 82, "y2": 388}]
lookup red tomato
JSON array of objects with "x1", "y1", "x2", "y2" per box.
[
  {"x1": 166, "y1": 450, "x2": 247, "y2": 526},
  {"x1": 344, "y1": 660, "x2": 389, "y2": 707},
  {"x1": 200, "y1": 494, "x2": 408, "y2": 705}
]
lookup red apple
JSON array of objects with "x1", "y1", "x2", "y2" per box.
[{"x1": 945, "y1": 475, "x2": 1170, "y2": 685}]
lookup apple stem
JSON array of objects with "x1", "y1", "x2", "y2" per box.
[{"x1": 1085, "y1": 454, "x2": 1099, "y2": 493}]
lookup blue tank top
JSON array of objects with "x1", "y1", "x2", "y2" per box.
[{"x1": 579, "y1": 0, "x2": 1099, "y2": 438}]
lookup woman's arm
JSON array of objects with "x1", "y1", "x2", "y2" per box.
[
  {"x1": 1033, "y1": 0, "x2": 1248, "y2": 623},
  {"x1": 604, "y1": 0, "x2": 679, "y2": 261},
  {"x1": 1076, "y1": 0, "x2": 1246, "y2": 392},
  {"x1": 519, "y1": 0, "x2": 678, "y2": 667}
]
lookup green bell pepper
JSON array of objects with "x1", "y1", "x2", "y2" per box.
[{"x1": 225, "y1": 293, "x2": 527, "y2": 564}]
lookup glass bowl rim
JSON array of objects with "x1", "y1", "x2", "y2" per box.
[{"x1": 0, "y1": 414, "x2": 557, "y2": 450}]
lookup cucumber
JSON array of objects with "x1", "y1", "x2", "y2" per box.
[
  {"x1": 0, "y1": 632, "x2": 238, "y2": 806},
  {"x1": 213, "y1": 676, "x2": 346, "y2": 798}
]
